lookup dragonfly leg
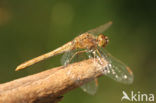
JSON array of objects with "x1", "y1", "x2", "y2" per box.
[
  {"x1": 94, "y1": 78, "x2": 98, "y2": 86},
  {"x1": 96, "y1": 49, "x2": 102, "y2": 57}
]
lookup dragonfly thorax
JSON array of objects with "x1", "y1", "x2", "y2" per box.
[
  {"x1": 73, "y1": 33, "x2": 98, "y2": 50},
  {"x1": 97, "y1": 34, "x2": 109, "y2": 47}
]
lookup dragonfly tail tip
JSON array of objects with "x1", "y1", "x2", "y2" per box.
[
  {"x1": 15, "y1": 67, "x2": 20, "y2": 71},
  {"x1": 109, "y1": 21, "x2": 113, "y2": 24},
  {"x1": 15, "y1": 65, "x2": 23, "y2": 71}
]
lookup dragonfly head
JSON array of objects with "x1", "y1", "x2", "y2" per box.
[{"x1": 97, "y1": 34, "x2": 109, "y2": 47}]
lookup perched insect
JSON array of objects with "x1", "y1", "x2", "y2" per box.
[{"x1": 15, "y1": 21, "x2": 133, "y2": 95}]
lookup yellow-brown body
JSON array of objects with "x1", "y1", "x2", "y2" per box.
[{"x1": 73, "y1": 33, "x2": 97, "y2": 50}]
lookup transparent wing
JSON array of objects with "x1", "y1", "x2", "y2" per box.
[
  {"x1": 61, "y1": 50, "x2": 75, "y2": 66},
  {"x1": 61, "y1": 49, "x2": 95, "y2": 65},
  {"x1": 87, "y1": 21, "x2": 112, "y2": 35},
  {"x1": 81, "y1": 79, "x2": 98, "y2": 95},
  {"x1": 61, "y1": 49, "x2": 89, "y2": 66},
  {"x1": 61, "y1": 49, "x2": 98, "y2": 94},
  {"x1": 95, "y1": 48, "x2": 133, "y2": 84}
]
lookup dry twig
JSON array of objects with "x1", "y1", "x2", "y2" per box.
[{"x1": 0, "y1": 59, "x2": 107, "y2": 103}]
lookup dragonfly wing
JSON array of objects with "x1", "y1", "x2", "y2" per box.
[
  {"x1": 61, "y1": 49, "x2": 98, "y2": 94},
  {"x1": 61, "y1": 50, "x2": 75, "y2": 66},
  {"x1": 61, "y1": 49, "x2": 92, "y2": 66},
  {"x1": 96, "y1": 48, "x2": 133, "y2": 84},
  {"x1": 81, "y1": 79, "x2": 98, "y2": 95},
  {"x1": 87, "y1": 21, "x2": 112, "y2": 35}
]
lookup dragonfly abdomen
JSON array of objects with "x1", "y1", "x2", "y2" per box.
[{"x1": 15, "y1": 42, "x2": 73, "y2": 71}]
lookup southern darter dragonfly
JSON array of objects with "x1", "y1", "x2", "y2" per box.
[{"x1": 15, "y1": 21, "x2": 133, "y2": 95}]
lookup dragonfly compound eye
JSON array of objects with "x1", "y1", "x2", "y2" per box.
[{"x1": 97, "y1": 34, "x2": 109, "y2": 47}]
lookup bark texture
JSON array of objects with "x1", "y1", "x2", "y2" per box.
[{"x1": 0, "y1": 59, "x2": 107, "y2": 103}]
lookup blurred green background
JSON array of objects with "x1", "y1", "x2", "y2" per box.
[{"x1": 0, "y1": 0, "x2": 155, "y2": 103}]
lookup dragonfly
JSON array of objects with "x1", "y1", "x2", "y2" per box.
[{"x1": 15, "y1": 21, "x2": 133, "y2": 95}]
